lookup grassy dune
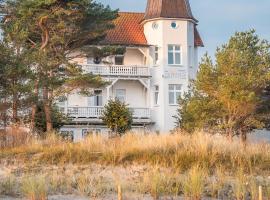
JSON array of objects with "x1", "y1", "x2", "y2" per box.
[
  {"x1": 1, "y1": 131, "x2": 270, "y2": 172},
  {"x1": 1, "y1": 131, "x2": 270, "y2": 199}
]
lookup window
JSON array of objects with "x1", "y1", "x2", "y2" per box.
[
  {"x1": 82, "y1": 129, "x2": 93, "y2": 138},
  {"x1": 154, "y1": 47, "x2": 159, "y2": 65},
  {"x1": 152, "y1": 22, "x2": 159, "y2": 30},
  {"x1": 115, "y1": 55, "x2": 124, "y2": 65},
  {"x1": 88, "y1": 90, "x2": 103, "y2": 106},
  {"x1": 169, "y1": 84, "x2": 182, "y2": 105},
  {"x1": 57, "y1": 96, "x2": 66, "y2": 107},
  {"x1": 87, "y1": 57, "x2": 93, "y2": 64},
  {"x1": 168, "y1": 45, "x2": 181, "y2": 65},
  {"x1": 171, "y1": 21, "x2": 178, "y2": 29},
  {"x1": 154, "y1": 85, "x2": 159, "y2": 105},
  {"x1": 60, "y1": 131, "x2": 74, "y2": 141},
  {"x1": 115, "y1": 89, "x2": 126, "y2": 103}
]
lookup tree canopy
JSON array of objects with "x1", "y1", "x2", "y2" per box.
[
  {"x1": 176, "y1": 30, "x2": 270, "y2": 141},
  {"x1": 0, "y1": 0, "x2": 118, "y2": 131}
]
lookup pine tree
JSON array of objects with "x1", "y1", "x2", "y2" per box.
[
  {"x1": 177, "y1": 30, "x2": 270, "y2": 141},
  {"x1": 1, "y1": 0, "x2": 118, "y2": 131},
  {"x1": 0, "y1": 41, "x2": 33, "y2": 126}
]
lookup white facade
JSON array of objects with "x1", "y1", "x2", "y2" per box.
[{"x1": 59, "y1": 2, "x2": 203, "y2": 140}]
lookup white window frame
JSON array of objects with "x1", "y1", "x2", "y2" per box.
[
  {"x1": 115, "y1": 89, "x2": 126, "y2": 103},
  {"x1": 168, "y1": 84, "x2": 182, "y2": 105},
  {"x1": 168, "y1": 45, "x2": 182, "y2": 66},
  {"x1": 154, "y1": 85, "x2": 159, "y2": 106},
  {"x1": 88, "y1": 90, "x2": 103, "y2": 107}
]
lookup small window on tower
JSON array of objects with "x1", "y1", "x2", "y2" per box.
[
  {"x1": 152, "y1": 22, "x2": 159, "y2": 30},
  {"x1": 171, "y1": 22, "x2": 178, "y2": 29}
]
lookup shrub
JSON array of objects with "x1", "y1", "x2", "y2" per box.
[{"x1": 102, "y1": 99, "x2": 133, "y2": 136}]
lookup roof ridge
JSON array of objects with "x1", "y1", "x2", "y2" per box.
[{"x1": 118, "y1": 11, "x2": 145, "y2": 14}]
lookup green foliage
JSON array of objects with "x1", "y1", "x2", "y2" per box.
[
  {"x1": 1, "y1": 0, "x2": 118, "y2": 131},
  {"x1": 35, "y1": 103, "x2": 68, "y2": 133},
  {"x1": 177, "y1": 30, "x2": 270, "y2": 138},
  {"x1": 102, "y1": 99, "x2": 133, "y2": 136},
  {"x1": 0, "y1": 41, "x2": 33, "y2": 124}
]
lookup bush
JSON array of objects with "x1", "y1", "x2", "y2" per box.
[{"x1": 102, "y1": 99, "x2": 133, "y2": 136}]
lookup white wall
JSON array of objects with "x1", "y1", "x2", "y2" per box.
[
  {"x1": 124, "y1": 48, "x2": 145, "y2": 66},
  {"x1": 144, "y1": 18, "x2": 198, "y2": 132},
  {"x1": 66, "y1": 80, "x2": 148, "y2": 108},
  {"x1": 111, "y1": 80, "x2": 148, "y2": 107}
]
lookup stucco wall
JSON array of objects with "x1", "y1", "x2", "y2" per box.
[
  {"x1": 66, "y1": 80, "x2": 148, "y2": 108},
  {"x1": 144, "y1": 18, "x2": 197, "y2": 132},
  {"x1": 111, "y1": 80, "x2": 148, "y2": 107}
]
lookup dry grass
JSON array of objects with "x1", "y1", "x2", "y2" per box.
[
  {"x1": 182, "y1": 165, "x2": 207, "y2": 200},
  {"x1": 1, "y1": 131, "x2": 270, "y2": 198},
  {"x1": 21, "y1": 176, "x2": 48, "y2": 200},
  {"x1": 0, "y1": 126, "x2": 31, "y2": 148},
  {"x1": 1, "y1": 131, "x2": 270, "y2": 174}
]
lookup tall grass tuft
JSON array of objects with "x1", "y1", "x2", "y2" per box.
[
  {"x1": 21, "y1": 176, "x2": 48, "y2": 200},
  {"x1": 182, "y1": 165, "x2": 207, "y2": 200},
  {"x1": 0, "y1": 175, "x2": 16, "y2": 196},
  {"x1": 234, "y1": 168, "x2": 248, "y2": 200}
]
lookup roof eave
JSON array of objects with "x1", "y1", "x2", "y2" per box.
[{"x1": 142, "y1": 17, "x2": 198, "y2": 25}]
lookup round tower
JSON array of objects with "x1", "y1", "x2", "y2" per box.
[{"x1": 143, "y1": 0, "x2": 203, "y2": 132}]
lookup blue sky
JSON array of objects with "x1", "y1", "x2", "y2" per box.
[{"x1": 98, "y1": 0, "x2": 270, "y2": 60}]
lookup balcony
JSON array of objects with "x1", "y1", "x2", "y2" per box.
[
  {"x1": 82, "y1": 64, "x2": 150, "y2": 78},
  {"x1": 66, "y1": 107, "x2": 151, "y2": 119}
]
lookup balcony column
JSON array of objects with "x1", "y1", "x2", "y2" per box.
[{"x1": 106, "y1": 87, "x2": 110, "y2": 102}]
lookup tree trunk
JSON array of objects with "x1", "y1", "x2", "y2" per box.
[
  {"x1": 30, "y1": 81, "x2": 39, "y2": 131},
  {"x1": 240, "y1": 130, "x2": 247, "y2": 145},
  {"x1": 12, "y1": 92, "x2": 18, "y2": 124},
  {"x1": 226, "y1": 128, "x2": 233, "y2": 142},
  {"x1": 43, "y1": 86, "x2": 53, "y2": 132}
]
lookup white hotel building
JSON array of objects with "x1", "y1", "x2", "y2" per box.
[{"x1": 59, "y1": 0, "x2": 204, "y2": 140}]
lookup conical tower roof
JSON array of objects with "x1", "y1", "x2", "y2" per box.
[{"x1": 144, "y1": 0, "x2": 197, "y2": 22}]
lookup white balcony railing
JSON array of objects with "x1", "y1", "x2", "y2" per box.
[
  {"x1": 82, "y1": 65, "x2": 150, "y2": 77},
  {"x1": 66, "y1": 107, "x2": 151, "y2": 119}
]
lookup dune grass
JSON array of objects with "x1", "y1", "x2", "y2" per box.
[
  {"x1": 1, "y1": 131, "x2": 270, "y2": 199},
  {"x1": 1, "y1": 131, "x2": 270, "y2": 174}
]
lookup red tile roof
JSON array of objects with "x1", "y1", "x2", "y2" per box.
[
  {"x1": 103, "y1": 12, "x2": 148, "y2": 46},
  {"x1": 103, "y1": 12, "x2": 204, "y2": 47}
]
